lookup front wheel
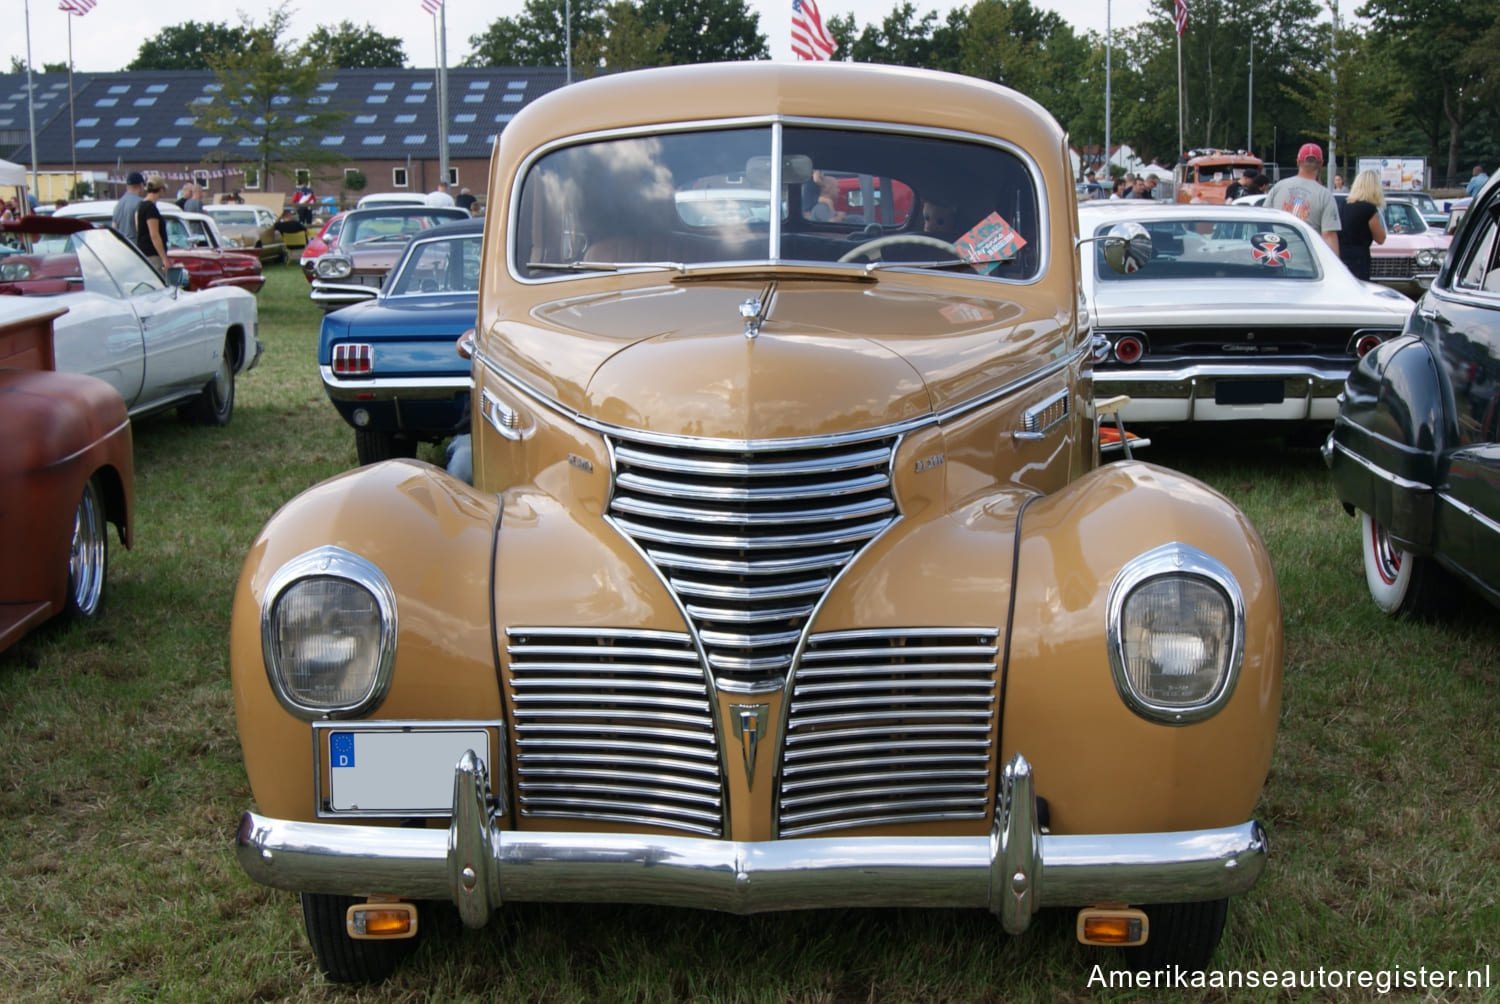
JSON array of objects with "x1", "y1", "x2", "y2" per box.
[
  {"x1": 1120, "y1": 899, "x2": 1227, "y2": 972},
  {"x1": 179, "y1": 340, "x2": 236, "y2": 425},
  {"x1": 63, "y1": 477, "x2": 108, "y2": 622},
  {"x1": 354, "y1": 427, "x2": 420, "y2": 466},
  {"x1": 1361, "y1": 512, "x2": 1449, "y2": 617},
  {"x1": 300, "y1": 893, "x2": 420, "y2": 985}
]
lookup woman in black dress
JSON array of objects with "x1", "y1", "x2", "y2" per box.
[{"x1": 1338, "y1": 170, "x2": 1387, "y2": 281}]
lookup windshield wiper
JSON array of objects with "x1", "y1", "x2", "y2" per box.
[
  {"x1": 862, "y1": 256, "x2": 1015, "y2": 273},
  {"x1": 526, "y1": 260, "x2": 686, "y2": 273}
]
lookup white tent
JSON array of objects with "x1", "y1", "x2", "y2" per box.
[{"x1": 0, "y1": 158, "x2": 26, "y2": 187}]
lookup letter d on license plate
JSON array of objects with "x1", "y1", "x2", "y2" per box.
[{"x1": 320, "y1": 725, "x2": 491, "y2": 815}]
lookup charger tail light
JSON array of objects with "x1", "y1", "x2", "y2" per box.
[
  {"x1": 332, "y1": 342, "x2": 374, "y2": 376},
  {"x1": 346, "y1": 900, "x2": 418, "y2": 940},
  {"x1": 1113, "y1": 334, "x2": 1145, "y2": 365},
  {"x1": 1076, "y1": 906, "x2": 1149, "y2": 946},
  {"x1": 1354, "y1": 333, "x2": 1384, "y2": 358}
]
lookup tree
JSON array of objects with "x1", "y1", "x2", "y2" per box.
[
  {"x1": 463, "y1": 0, "x2": 608, "y2": 71},
  {"x1": 573, "y1": 3, "x2": 672, "y2": 73},
  {"x1": 305, "y1": 21, "x2": 407, "y2": 69},
  {"x1": 636, "y1": 0, "x2": 769, "y2": 63},
  {"x1": 127, "y1": 21, "x2": 252, "y2": 71},
  {"x1": 193, "y1": 5, "x2": 351, "y2": 192}
]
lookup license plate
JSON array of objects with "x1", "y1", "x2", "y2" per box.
[
  {"x1": 324, "y1": 727, "x2": 490, "y2": 814},
  {"x1": 1215, "y1": 379, "x2": 1284, "y2": 405}
]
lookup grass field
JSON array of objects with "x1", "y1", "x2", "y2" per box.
[{"x1": 1, "y1": 263, "x2": 1497, "y2": 1002}]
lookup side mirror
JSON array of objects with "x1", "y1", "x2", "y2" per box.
[
  {"x1": 165, "y1": 265, "x2": 191, "y2": 289},
  {"x1": 1099, "y1": 223, "x2": 1152, "y2": 274}
]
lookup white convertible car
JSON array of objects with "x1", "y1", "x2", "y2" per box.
[
  {"x1": 0, "y1": 222, "x2": 260, "y2": 424},
  {"x1": 1080, "y1": 202, "x2": 1412, "y2": 431}
]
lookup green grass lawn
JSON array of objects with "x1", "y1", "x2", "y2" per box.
[{"x1": 0, "y1": 263, "x2": 1497, "y2": 1002}]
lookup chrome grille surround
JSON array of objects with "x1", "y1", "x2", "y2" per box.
[
  {"x1": 780, "y1": 628, "x2": 999, "y2": 837},
  {"x1": 506, "y1": 627, "x2": 723, "y2": 836},
  {"x1": 1370, "y1": 256, "x2": 1417, "y2": 280},
  {"x1": 605, "y1": 430, "x2": 901, "y2": 691}
]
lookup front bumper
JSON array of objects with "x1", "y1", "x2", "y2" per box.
[
  {"x1": 237, "y1": 752, "x2": 1268, "y2": 933},
  {"x1": 1097, "y1": 362, "x2": 1349, "y2": 423}
]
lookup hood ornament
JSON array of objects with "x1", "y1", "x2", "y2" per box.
[{"x1": 739, "y1": 297, "x2": 764, "y2": 340}]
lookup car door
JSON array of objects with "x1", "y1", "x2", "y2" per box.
[
  {"x1": 76, "y1": 230, "x2": 210, "y2": 412},
  {"x1": 1415, "y1": 189, "x2": 1500, "y2": 594}
]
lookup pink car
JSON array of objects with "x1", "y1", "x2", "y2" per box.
[{"x1": 1336, "y1": 194, "x2": 1450, "y2": 298}]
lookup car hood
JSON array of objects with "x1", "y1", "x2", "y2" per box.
[
  {"x1": 489, "y1": 275, "x2": 1066, "y2": 440},
  {"x1": 345, "y1": 244, "x2": 408, "y2": 271},
  {"x1": 1373, "y1": 231, "x2": 1450, "y2": 252}
]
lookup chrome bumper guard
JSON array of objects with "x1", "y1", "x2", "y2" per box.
[{"x1": 236, "y1": 752, "x2": 1267, "y2": 933}]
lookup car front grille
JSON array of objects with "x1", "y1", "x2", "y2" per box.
[
  {"x1": 606, "y1": 431, "x2": 900, "y2": 689},
  {"x1": 780, "y1": 629, "x2": 999, "y2": 836},
  {"x1": 505, "y1": 627, "x2": 723, "y2": 836},
  {"x1": 1371, "y1": 256, "x2": 1418, "y2": 279}
]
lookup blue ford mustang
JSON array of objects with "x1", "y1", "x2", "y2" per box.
[{"x1": 317, "y1": 218, "x2": 479, "y2": 464}]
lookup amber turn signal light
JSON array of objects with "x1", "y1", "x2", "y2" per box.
[
  {"x1": 1076, "y1": 906, "x2": 1149, "y2": 947},
  {"x1": 346, "y1": 901, "x2": 419, "y2": 940}
]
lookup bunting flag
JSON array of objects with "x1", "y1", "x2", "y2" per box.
[
  {"x1": 58, "y1": 0, "x2": 96, "y2": 14},
  {"x1": 421, "y1": 0, "x2": 443, "y2": 13},
  {"x1": 1174, "y1": 0, "x2": 1188, "y2": 36},
  {"x1": 791, "y1": 0, "x2": 836, "y2": 61}
]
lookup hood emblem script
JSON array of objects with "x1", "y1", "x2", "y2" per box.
[{"x1": 729, "y1": 703, "x2": 768, "y2": 785}]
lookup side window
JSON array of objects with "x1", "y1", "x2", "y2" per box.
[
  {"x1": 80, "y1": 231, "x2": 166, "y2": 296},
  {"x1": 1453, "y1": 210, "x2": 1499, "y2": 293}
]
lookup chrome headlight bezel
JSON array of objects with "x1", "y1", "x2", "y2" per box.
[
  {"x1": 1105, "y1": 542, "x2": 1245, "y2": 726},
  {"x1": 0, "y1": 261, "x2": 33, "y2": 280},
  {"x1": 316, "y1": 255, "x2": 353, "y2": 279},
  {"x1": 1415, "y1": 249, "x2": 1436, "y2": 268},
  {"x1": 260, "y1": 546, "x2": 397, "y2": 721}
]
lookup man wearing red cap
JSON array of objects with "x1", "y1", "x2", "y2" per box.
[{"x1": 1264, "y1": 143, "x2": 1340, "y2": 254}]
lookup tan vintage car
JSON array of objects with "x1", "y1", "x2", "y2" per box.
[{"x1": 231, "y1": 62, "x2": 1283, "y2": 984}]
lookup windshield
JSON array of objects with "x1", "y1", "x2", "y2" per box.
[
  {"x1": 513, "y1": 123, "x2": 1042, "y2": 281},
  {"x1": 345, "y1": 210, "x2": 466, "y2": 245},
  {"x1": 1382, "y1": 202, "x2": 1427, "y2": 234},
  {"x1": 1092, "y1": 218, "x2": 1321, "y2": 281},
  {"x1": 210, "y1": 210, "x2": 258, "y2": 226}
]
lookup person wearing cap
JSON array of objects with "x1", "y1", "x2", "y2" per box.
[
  {"x1": 1264, "y1": 142, "x2": 1340, "y2": 254},
  {"x1": 134, "y1": 175, "x2": 171, "y2": 269},
  {"x1": 114, "y1": 171, "x2": 145, "y2": 245},
  {"x1": 1083, "y1": 169, "x2": 1103, "y2": 200}
]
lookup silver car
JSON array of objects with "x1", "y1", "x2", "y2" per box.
[{"x1": 1080, "y1": 202, "x2": 1413, "y2": 429}]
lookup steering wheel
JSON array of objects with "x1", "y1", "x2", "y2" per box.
[{"x1": 838, "y1": 234, "x2": 962, "y2": 263}]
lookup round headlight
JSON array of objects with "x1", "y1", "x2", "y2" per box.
[
  {"x1": 317, "y1": 256, "x2": 353, "y2": 279},
  {"x1": 1416, "y1": 250, "x2": 1435, "y2": 268},
  {"x1": 261, "y1": 547, "x2": 396, "y2": 719},
  {"x1": 0, "y1": 261, "x2": 32, "y2": 280},
  {"x1": 1106, "y1": 543, "x2": 1244, "y2": 724}
]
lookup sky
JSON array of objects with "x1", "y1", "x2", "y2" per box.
[{"x1": 10, "y1": 0, "x2": 1159, "y2": 74}]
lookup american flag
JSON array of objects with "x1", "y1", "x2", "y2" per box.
[
  {"x1": 791, "y1": 0, "x2": 835, "y2": 61},
  {"x1": 58, "y1": 0, "x2": 96, "y2": 14},
  {"x1": 421, "y1": 0, "x2": 443, "y2": 13},
  {"x1": 1174, "y1": 0, "x2": 1188, "y2": 36}
]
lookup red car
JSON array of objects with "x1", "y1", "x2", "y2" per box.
[
  {"x1": 1, "y1": 215, "x2": 263, "y2": 295},
  {"x1": 300, "y1": 212, "x2": 347, "y2": 284},
  {"x1": 0, "y1": 299, "x2": 133, "y2": 653}
]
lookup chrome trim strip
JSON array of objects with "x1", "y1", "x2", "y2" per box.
[
  {"x1": 237, "y1": 753, "x2": 1268, "y2": 925},
  {"x1": 1097, "y1": 363, "x2": 1352, "y2": 383},
  {"x1": 1326, "y1": 439, "x2": 1435, "y2": 493},
  {"x1": 1021, "y1": 387, "x2": 1070, "y2": 435},
  {"x1": 320, "y1": 367, "x2": 472, "y2": 398},
  {"x1": 260, "y1": 546, "x2": 398, "y2": 722},
  {"x1": 1104, "y1": 543, "x2": 1245, "y2": 726},
  {"x1": 1441, "y1": 492, "x2": 1500, "y2": 536}
]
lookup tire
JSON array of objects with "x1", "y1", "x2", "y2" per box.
[
  {"x1": 179, "y1": 340, "x2": 236, "y2": 426},
  {"x1": 300, "y1": 893, "x2": 419, "y2": 985},
  {"x1": 1120, "y1": 899, "x2": 1227, "y2": 973},
  {"x1": 1361, "y1": 512, "x2": 1449, "y2": 618},
  {"x1": 354, "y1": 427, "x2": 420, "y2": 466},
  {"x1": 63, "y1": 477, "x2": 108, "y2": 623}
]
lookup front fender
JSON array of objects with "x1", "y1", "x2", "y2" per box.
[
  {"x1": 230, "y1": 460, "x2": 501, "y2": 822},
  {"x1": 1003, "y1": 461, "x2": 1282, "y2": 835}
]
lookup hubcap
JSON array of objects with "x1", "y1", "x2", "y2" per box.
[
  {"x1": 69, "y1": 482, "x2": 106, "y2": 616},
  {"x1": 1369, "y1": 521, "x2": 1402, "y2": 586}
]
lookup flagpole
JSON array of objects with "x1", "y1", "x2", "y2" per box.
[
  {"x1": 438, "y1": 1, "x2": 449, "y2": 188},
  {"x1": 1104, "y1": 0, "x2": 1111, "y2": 183},
  {"x1": 67, "y1": 12, "x2": 78, "y2": 193},
  {"x1": 1176, "y1": 30, "x2": 1183, "y2": 164},
  {"x1": 24, "y1": 0, "x2": 39, "y2": 198}
]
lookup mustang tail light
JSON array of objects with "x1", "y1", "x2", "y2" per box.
[
  {"x1": 332, "y1": 343, "x2": 374, "y2": 376},
  {"x1": 1112, "y1": 334, "x2": 1145, "y2": 364}
]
